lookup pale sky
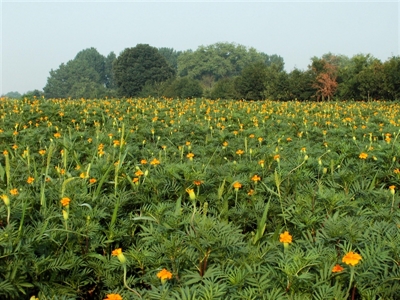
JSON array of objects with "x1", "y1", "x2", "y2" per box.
[{"x1": 1, "y1": 0, "x2": 399, "y2": 95}]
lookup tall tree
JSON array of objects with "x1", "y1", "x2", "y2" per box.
[
  {"x1": 177, "y1": 42, "x2": 272, "y2": 85},
  {"x1": 158, "y1": 47, "x2": 182, "y2": 71},
  {"x1": 382, "y1": 56, "x2": 400, "y2": 100},
  {"x1": 234, "y1": 62, "x2": 268, "y2": 100},
  {"x1": 113, "y1": 44, "x2": 175, "y2": 97},
  {"x1": 310, "y1": 55, "x2": 338, "y2": 101}
]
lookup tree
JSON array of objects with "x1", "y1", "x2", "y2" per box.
[
  {"x1": 164, "y1": 77, "x2": 203, "y2": 99},
  {"x1": 43, "y1": 47, "x2": 112, "y2": 99},
  {"x1": 113, "y1": 44, "x2": 175, "y2": 97},
  {"x1": 310, "y1": 55, "x2": 338, "y2": 101},
  {"x1": 234, "y1": 62, "x2": 268, "y2": 100},
  {"x1": 177, "y1": 42, "x2": 271, "y2": 85},
  {"x1": 3, "y1": 91, "x2": 21, "y2": 98},
  {"x1": 104, "y1": 52, "x2": 117, "y2": 89},
  {"x1": 158, "y1": 47, "x2": 182, "y2": 71},
  {"x1": 287, "y1": 69, "x2": 316, "y2": 101},
  {"x1": 382, "y1": 56, "x2": 400, "y2": 100},
  {"x1": 43, "y1": 59, "x2": 103, "y2": 98},
  {"x1": 210, "y1": 77, "x2": 237, "y2": 99}
]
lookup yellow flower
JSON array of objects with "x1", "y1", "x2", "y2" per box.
[
  {"x1": 186, "y1": 188, "x2": 196, "y2": 201},
  {"x1": 258, "y1": 160, "x2": 265, "y2": 168},
  {"x1": 54, "y1": 132, "x2": 61, "y2": 138},
  {"x1": 186, "y1": 152, "x2": 195, "y2": 160},
  {"x1": 111, "y1": 248, "x2": 126, "y2": 265},
  {"x1": 342, "y1": 251, "x2": 362, "y2": 266},
  {"x1": 247, "y1": 189, "x2": 254, "y2": 196},
  {"x1": 279, "y1": 231, "x2": 292, "y2": 244},
  {"x1": 141, "y1": 159, "x2": 147, "y2": 165},
  {"x1": 273, "y1": 154, "x2": 280, "y2": 161},
  {"x1": 10, "y1": 188, "x2": 18, "y2": 196},
  {"x1": 233, "y1": 182, "x2": 242, "y2": 191},
  {"x1": 157, "y1": 268, "x2": 173, "y2": 284},
  {"x1": 135, "y1": 170, "x2": 144, "y2": 177},
  {"x1": 89, "y1": 178, "x2": 97, "y2": 184},
  {"x1": 222, "y1": 141, "x2": 228, "y2": 148},
  {"x1": 1, "y1": 194, "x2": 10, "y2": 206},
  {"x1": 39, "y1": 149, "x2": 46, "y2": 156},
  {"x1": 389, "y1": 185, "x2": 396, "y2": 195},
  {"x1": 394, "y1": 168, "x2": 400, "y2": 174},
  {"x1": 236, "y1": 149, "x2": 244, "y2": 156},
  {"x1": 104, "y1": 294, "x2": 122, "y2": 300},
  {"x1": 332, "y1": 264, "x2": 344, "y2": 273},
  {"x1": 132, "y1": 177, "x2": 139, "y2": 185},
  {"x1": 60, "y1": 197, "x2": 71, "y2": 207},
  {"x1": 251, "y1": 175, "x2": 261, "y2": 182},
  {"x1": 359, "y1": 152, "x2": 368, "y2": 159},
  {"x1": 27, "y1": 176, "x2": 35, "y2": 184},
  {"x1": 150, "y1": 158, "x2": 160, "y2": 165}
]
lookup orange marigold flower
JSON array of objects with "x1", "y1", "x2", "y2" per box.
[
  {"x1": 135, "y1": 170, "x2": 144, "y2": 177},
  {"x1": 89, "y1": 178, "x2": 97, "y2": 184},
  {"x1": 222, "y1": 141, "x2": 228, "y2": 148},
  {"x1": 150, "y1": 158, "x2": 160, "y2": 165},
  {"x1": 104, "y1": 293, "x2": 122, "y2": 300},
  {"x1": 389, "y1": 185, "x2": 396, "y2": 195},
  {"x1": 342, "y1": 251, "x2": 362, "y2": 266},
  {"x1": 233, "y1": 182, "x2": 242, "y2": 191},
  {"x1": 3, "y1": 150, "x2": 9, "y2": 156},
  {"x1": 187, "y1": 153, "x2": 195, "y2": 160},
  {"x1": 394, "y1": 168, "x2": 400, "y2": 174},
  {"x1": 279, "y1": 231, "x2": 292, "y2": 244},
  {"x1": 60, "y1": 197, "x2": 71, "y2": 207},
  {"x1": 27, "y1": 176, "x2": 35, "y2": 184},
  {"x1": 141, "y1": 159, "x2": 147, "y2": 164},
  {"x1": 273, "y1": 154, "x2": 280, "y2": 160},
  {"x1": 193, "y1": 180, "x2": 203, "y2": 186},
  {"x1": 132, "y1": 177, "x2": 139, "y2": 184},
  {"x1": 286, "y1": 137, "x2": 292, "y2": 142},
  {"x1": 236, "y1": 149, "x2": 244, "y2": 155},
  {"x1": 332, "y1": 264, "x2": 344, "y2": 273},
  {"x1": 247, "y1": 189, "x2": 254, "y2": 196},
  {"x1": 10, "y1": 188, "x2": 18, "y2": 196},
  {"x1": 54, "y1": 132, "x2": 61, "y2": 138},
  {"x1": 39, "y1": 149, "x2": 46, "y2": 156},
  {"x1": 157, "y1": 268, "x2": 173, "y2": 281},
  {"x1": 112, "y1": 248, "x2": 126, "y2": 264},
  {"x1": 12, "y1": 144, "x2": 18, "y2": 150},
  {"x1": 251, "y1": 175, "x2": 261, "y2": 182},
  {"x1": 359, "y1": 152, "x2": 368, "y2": 159}
]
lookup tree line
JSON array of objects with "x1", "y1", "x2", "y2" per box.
[{"x1": 11, "y1": 42, "x2": 400, "y2": 100}]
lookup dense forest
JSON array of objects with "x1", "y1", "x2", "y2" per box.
[{"x1": 5, "y1": 42, "x2": 400, "y2": 100}]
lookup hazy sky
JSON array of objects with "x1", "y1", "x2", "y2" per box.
[{"x1": 1, "y1": 0, "x2": 399, "y2": 95}]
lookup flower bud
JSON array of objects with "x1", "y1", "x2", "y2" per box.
[
  {"x1": 1, "y1": 194, "x2": 10, "y2": 206},
  {"x1": 62, "y1": 209, "x2": 69, "y2": 220}
]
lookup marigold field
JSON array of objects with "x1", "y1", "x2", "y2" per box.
[{"x1": 1, "y1": 97, "x2": 400, "y2": 300}]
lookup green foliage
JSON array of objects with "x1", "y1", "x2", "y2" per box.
[
  {"x1": 1, "y1": 98, "x2": 400, "y2": 298},
  {"x1": 234, "y1": 62, "x2": 268, "y2": 100},
  {"x1": 113, "y1": 44, "x2": 175, "y2": 97},
  {"x1": 164, "y1": 77, "x2": 203, "y2": 99}
]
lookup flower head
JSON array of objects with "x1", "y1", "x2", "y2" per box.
[
  {"x1": 279, "y1": 231, "x2": 292, "y2": 244},
  {"x1": 104, "y1": 294, "x2": 122, "y2": 300},
  {"x1": 150, "y1": 158, "x2": 160, "y2": 166},
  {"x1": 359, "y1": 152, "x2": 368, "y2": 159},
  {"x1": 157, "y1": 268, "x2": 173, "y2": 284},
  {"x1": 332, "y1": 264, "x2": 344, "y2": 273},
  {"x1": 27, "y1": 176, "x2": 35, "y2": 184},
  {"x1": 10, "y1": 188, "x2": 18, "y2": 196},
  {"x1": 60, "y1": 197, "x2": 71, "y2": 207},
  {"x1": 112, "y1": 248, "x2": 126, "y2": 265},
  {"x1": 342, "y1": 251, "x2": 362, "y2": 266},
  {"x1": 389, "y1": 185, "x2": 396, "y2": 195},
  {"x1": 233, "y1": 181, "x2": 242, "y2": 191},
  {"x1": 1, "y1": 194, "x2": 10, "y2": 206},
  {"x1": 236, "y1": 149, "x2": 244, "y2": 156},
  {"x1": 186, "y1": 188, "x2": 196, "y2": 201},
  {"x1": 187, "y1": 152, "x2": 195, "y2": 160},
  {"x1": 251, "y1": 174, "x2": 261, "y2": 182}
]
